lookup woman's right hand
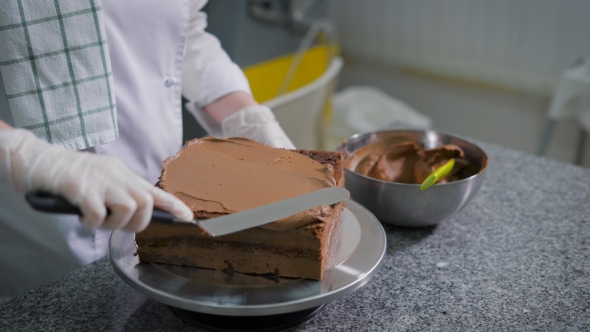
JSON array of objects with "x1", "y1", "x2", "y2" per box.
[{"x1": 0, "y1": 129, "x2": 193, "y2": 232}]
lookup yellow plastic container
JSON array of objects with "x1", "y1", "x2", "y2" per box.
[{"x1": 242, "y1": 43, "x2": 337, "y2": 104}]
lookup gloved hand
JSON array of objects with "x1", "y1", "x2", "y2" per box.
[
  {"x1": 0, "y1": 129, "x2": 193, "y2": 232},
  {"x1": 221, "y1": 105, "x2": 296, "y2": 149}
]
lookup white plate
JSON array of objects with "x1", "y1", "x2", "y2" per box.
[{"x1": 109, "y1": 200, "x2": 386, "y2": 316}]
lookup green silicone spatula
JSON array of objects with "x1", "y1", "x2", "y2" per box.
[{"x1": 420, "y1": 158, "x2": 455, "y2": 190}]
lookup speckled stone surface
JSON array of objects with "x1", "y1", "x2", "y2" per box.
[{"x1": 1, "y1": 142, "x2": 589, "y2": 331}]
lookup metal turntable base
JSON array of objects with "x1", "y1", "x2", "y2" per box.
[
  {"x1": 110, "y1": 200, "x2": 386, "y2": 319},
  {"x1": 169, "y1": 304, "x2": 326, "y2": 332}
]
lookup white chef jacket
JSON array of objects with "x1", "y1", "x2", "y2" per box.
[{"x1": 0, "y1": 0, "x2": 251, "y2": 303}]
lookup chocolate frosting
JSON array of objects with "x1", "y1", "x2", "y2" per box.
[
  {"x1": 160, "y1": 137, "x2": 337, "y2": 230},
  {"x1": 346, "y1": 141, "x2": 479, "y2": 184}
]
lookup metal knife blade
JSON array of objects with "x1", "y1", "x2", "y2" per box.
[
  {"x1": 197, "y1": 187, "x2": 349, "y2": 236},
  {"x1": 25, "y1": 187, "x2": 350, "y2": 237}
]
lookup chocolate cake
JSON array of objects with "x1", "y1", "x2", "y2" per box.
[{"x1": 135, "y1": 137, "x2": 345, "y2": 280}]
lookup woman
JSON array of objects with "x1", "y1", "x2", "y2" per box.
[{"x1": 0, "y1": 0, "x2": 294, "y2": 302}]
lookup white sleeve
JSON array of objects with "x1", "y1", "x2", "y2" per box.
[{"x1": 182, "y1": 1, "x2": 252, "y2": 111}]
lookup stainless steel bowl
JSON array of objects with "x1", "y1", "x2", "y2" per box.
[{"x1": 338, "y1": 130, "x2": 489, "y2": 227}]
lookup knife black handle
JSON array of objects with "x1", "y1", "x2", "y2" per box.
[
  {"x1": 151, "y1": 208, "x2": 176, "y2": 223},
  {"x1": 25, "y1": 191, "x2": 176, "y2": 224},
  {"x1": 25, "y1": 191, "x2": 81, "y2": 215}
]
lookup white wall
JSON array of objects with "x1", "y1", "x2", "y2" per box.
[
  {"x1": 331, "y1": 0, "x2": 590, "y2": 95},
  {"x1": 336, "y1": 62, "x2": 590, "y2": 167}
]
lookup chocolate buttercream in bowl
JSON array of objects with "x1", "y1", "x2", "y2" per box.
[
  {"x1": 339, "y1": 130, "x2": 488, "y2": 227},
  {"x1": 346, "y1": 140, "x2": 479, "y2": 185}
]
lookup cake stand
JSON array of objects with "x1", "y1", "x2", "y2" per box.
[{"x1": 109, "y1": 200, "x2": 387, "y2": 331}]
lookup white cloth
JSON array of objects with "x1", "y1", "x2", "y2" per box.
[
  {"x1": 0, "y1": 0, "x2": 251, "y2": 303},
  {"x1": 0, "y1": 0, "x2": 118, "y2": 150}
]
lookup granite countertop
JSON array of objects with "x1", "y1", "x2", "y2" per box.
[{"x1": 1, "y1": 142, "x2": 589, "y2": 331}]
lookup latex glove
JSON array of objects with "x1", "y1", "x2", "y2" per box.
[
  {"x1": 221, "y1": 105, "x2": 296, "y2": 149},
  {"x1": 0, "y1": 129, "x2": 193, "y2": 232}
]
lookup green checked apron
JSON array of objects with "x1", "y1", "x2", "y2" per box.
[{"x1": 0, "y1": 0, "x2": 118, "y2": 150}]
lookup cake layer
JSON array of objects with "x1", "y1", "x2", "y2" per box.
[
  {"x1": 137, "y1": 222, "x2": 324, "y2": 248},
  {"x1": 160, "y1": 137, "x2": 336, "y2": 220},
  {"x1": 136, "y1": 202, "x2": 345, "y2": 280},
  {"x1": 138, "y1": 247, "x2": 323, "y2": 280}
]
